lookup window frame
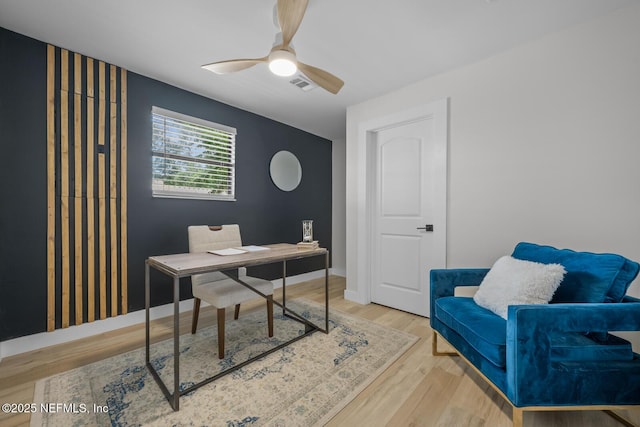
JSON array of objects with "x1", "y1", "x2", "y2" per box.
[{"x1": 151, "y1": 106, "x2": 237, "y2": 201}]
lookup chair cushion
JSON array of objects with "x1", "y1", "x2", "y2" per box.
[
  {"x1": 512, "y1": 242, "x2": 640, "y2": 303},
  {"x1": 193, "y1": 276, "x2": 274, "y2": 308},
  {"x1": 435, "y1": 297, "x2": 507, "y2": 368}
]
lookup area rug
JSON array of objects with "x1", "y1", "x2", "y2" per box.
[{"x1": 31, "y1": 299, "x2": 418, "y2": 427}]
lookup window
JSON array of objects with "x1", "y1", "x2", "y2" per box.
[{"x1": 152, "y1": 107, "x2": 236, "y2": 201}]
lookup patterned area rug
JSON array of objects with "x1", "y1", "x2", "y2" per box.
[{"x1": 31, "y1": 299, "x2": 418, "y2": 426}]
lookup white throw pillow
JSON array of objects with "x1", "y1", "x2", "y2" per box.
[{"x1": 473, "y1": 255, "x2": 566, "y2": 319}]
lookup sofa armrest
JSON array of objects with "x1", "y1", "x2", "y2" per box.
[
  {"x1": 430, "y1": 269, "x2": 489, "y2": 319},
  {"x1": 506, "y1": 302, "x2": 640, "y2": 406}
]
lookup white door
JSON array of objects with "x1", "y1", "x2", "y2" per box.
[{"x1": 371, "y1": 116, "x2": 446, "y2": 316}]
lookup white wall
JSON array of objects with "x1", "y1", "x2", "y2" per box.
[
  {"x1": 331, "y1": 138, "x2": 346, "y2": 276},
  {"x1": 346, "y1": 4, "x2": 640, "y2": 301}
]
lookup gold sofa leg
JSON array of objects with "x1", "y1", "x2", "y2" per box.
[
  {"x1": 604, "y1": 410, "x2": 638, "y2": 427},
  {"x1": 512, "y1": 407, "x2": 523, "y2": 427},
  {"x1": 432, "y1": 331, "x2": 459, "y2": 356}
]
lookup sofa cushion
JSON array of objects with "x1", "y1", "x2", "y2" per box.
[
  {"x1": 512, "y1": 242, "x2": 640, "y2": 303},
  {"x1": 473, "y1": 256, "x2": 565, "y2": 319},
  {"x1": 435, "y1": 296, "x2": 507, "y2": 368}
]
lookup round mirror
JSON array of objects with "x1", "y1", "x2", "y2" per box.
[{"x1": 270, "y1": 150, "x2": 302, "y2": 191}]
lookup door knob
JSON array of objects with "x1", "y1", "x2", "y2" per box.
[{"x1": 417, "y1": 224, "x2": 434, "y2": 231}]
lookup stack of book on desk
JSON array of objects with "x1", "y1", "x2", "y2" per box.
[{"x1": 297, "y1": 240, "x2": 319, "y2": 250}]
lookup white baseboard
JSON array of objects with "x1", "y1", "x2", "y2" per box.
[
  {"x1": 0, "y1": 299, "x2": 196, "y2": 360},
  {"x1": 0, "y1": 269, "x2": 328, "y2": 360},
  {"x1": 330, "y1": 267, "x2": 346, "y2": 277},
  {"x1": 270, "y1": 269, "x2": 328, "y2": 288},
  {"x1": 344, "y1": 289, "x2": 367, "y2": 305}
]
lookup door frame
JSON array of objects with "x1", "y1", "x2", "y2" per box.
[{"x1": 345, "y1": 98, "x2": 448, "y2": 307}]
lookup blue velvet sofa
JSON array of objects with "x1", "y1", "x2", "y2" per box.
[{"x1": 430, "y1": 242, "x2": 640, "y2": 426}]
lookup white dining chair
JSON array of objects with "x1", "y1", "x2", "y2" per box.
[{"x1": 188, "y1": 224, "x2": 274, "y2": 359}]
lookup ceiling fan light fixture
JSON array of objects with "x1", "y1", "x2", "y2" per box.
[
  {"x1": 268, "y1": 49, "x2": 297, "y2": 77},
  {"x1": 202, "y1": 0, "x2": 342, "y2": 93}
]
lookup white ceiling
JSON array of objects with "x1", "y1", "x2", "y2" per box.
[{"x1": 0, "y1": 0, "x2": 635, "y2": 140}]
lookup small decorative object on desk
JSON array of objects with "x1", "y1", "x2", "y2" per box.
[
  {"x1": 302, "y1": 220, "x2": 313, "y2": 243},
  {"x1": 297, "y1": 240, "x2": 319, "y2": 250}
]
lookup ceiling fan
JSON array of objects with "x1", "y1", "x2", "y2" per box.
[{"x1": 202, "y1": 0, "x2": 344, "y2": 94}]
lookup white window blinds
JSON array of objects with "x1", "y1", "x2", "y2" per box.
[{"x1": 151, "y1": 106, "x2": 236, "y2": 201}]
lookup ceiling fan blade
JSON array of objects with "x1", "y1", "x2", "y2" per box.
[
  {"x1": 202, "y1": 57, "x2": 267, "y2": 74},
  {"x1": 277, "y1": 0, "x2": 308, "y2": 47},
  {"x1": 297, "y1": 61, "x2": 344, "y2": 94}
]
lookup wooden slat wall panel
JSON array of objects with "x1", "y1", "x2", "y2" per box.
[
  {"x1": 60, "y1": 48, "x2": 70, "y2": 329},
  {"x1": 74, "y1": 52, "x2": 83, "y2": 325},
  {"x1": 98, "y1": 152, "x2": 106, "y2": 319},
  {"x1": 86, "y1": 57, "x2": 95, "y2": 323},
  {"x1": 46, "y1": 45, "x2": 128, "y2": 330},
  {"x1": 109, "y1": 65, "x2": 118, "y2": 318},
  {"x1": 120, "y1": 68, "x2": 128, "y2": 315},
  {"x1": 98, "y1": 60, "x2": 107, "y2": 320},
  {"x1": 46, "y1": 45, "x2": 56, "y2": 331}
]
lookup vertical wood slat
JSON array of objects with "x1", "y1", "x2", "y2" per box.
[
  {"x1": 98, "y1": 61, "x2": 107, "y2": 320},
  {"x1": 74, "y1": 52, "x2": 82, "y2": 95},
  {"x1": 60, "y1": 49, "x2": 70, "y2": 329},
  {"x1": 98, "y1": 155, "x2": 106, "y2": 320},
  {"x1": 74, "y1": 53, "x2": 83, "y2": 325},
  {"x1": 86, "y1": 57, "x2": 95, "y2": 323},
  {"x1": 120, "y1": 68, "x2": 128, "y2": 315},
  {"x1": 47, "y1": 45, "x2": 56, "y2": 331},
  {"x1": 109, "y1": 65, "x2": 118, "y2": 317},
  {"x1": 98, "y1": 61, "x2": 105, "y2": 153}
]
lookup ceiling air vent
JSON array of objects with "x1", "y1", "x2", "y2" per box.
[{"x1": 289, "y1": 73, "x2": 317, "y2": 92}]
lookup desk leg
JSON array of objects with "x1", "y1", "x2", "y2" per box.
[
  {"x1": 145, "y1": 261, "x2": 150, "y2": 364},
  {"x1": 325, "y1": 251, "x2": 329, "y2": 333},
  {"x1": 172, "y1": 276, "x2": 180, "y2": 411},
  {"x1": 145, "y1": 267, "x2": 181, "y2": 412},
  {"x1": 282, "y1": 260, "x2": 287, "y2": 315}
]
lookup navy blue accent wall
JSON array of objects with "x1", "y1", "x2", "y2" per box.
[
  {"x1": 0, "y1": 28, "x2": 48, "y2": 342},
  {"x1": 0, "y1": 27, "x2": 332, "y2": 341}
]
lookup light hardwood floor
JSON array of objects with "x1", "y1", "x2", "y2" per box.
[{"x1": 1, "y1": 276, "x2": 638, "y2": 426}]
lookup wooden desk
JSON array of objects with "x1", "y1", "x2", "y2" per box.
[{"x1": 145, "y1": 243, "x2": 329, "y2": 411}]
